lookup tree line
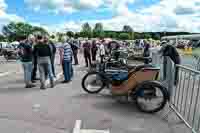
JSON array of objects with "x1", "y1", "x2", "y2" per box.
[
  {"x1": 0, "y1": 22, "x2": 193, "y2": 42},
  {"x1": 0, "y1": 22, "x2": 49, "y2": 42},
  {"x1": 65, "y1": 22, "x2": 192, "y2": 40}
]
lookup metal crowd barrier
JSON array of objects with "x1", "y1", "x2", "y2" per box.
[
  {"x1": 163, "y1": 57, "x2": 200, "y2": 133},
  {"x1": 192, "y1": 55, "x2": 200, "y2": 71},
  {"x1": 151, "y1": 50, "x2": 200, "y2": 133},
  {"x1": 169, "y1": 64, "x2": 200, "y2": 133}
]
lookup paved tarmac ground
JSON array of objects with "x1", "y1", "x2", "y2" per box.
[{"x1": 0, "y1": 52, "x2": 190, "y2": 133}]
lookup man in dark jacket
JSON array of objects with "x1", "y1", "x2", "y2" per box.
[
  {"x1": 33, "y1": 35, "x2": 54, "y2": 89},
  {"x1": 18, "y1": 35, "x2": 35, "y2": 88},
  {"x1": 91, "y1": 40, "x2": 97, "y2": 61},
  {"x1": 70, "y1": 39, "x2": 79, "y2": 65},
  {"x1": 48, "y1": 39, "x2": 57, "y2": 77},
  {"x1": 83, "y1": 40, "x2": 92, "y2": 67}
]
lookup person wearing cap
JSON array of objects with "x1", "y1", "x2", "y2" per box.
[
  {"x1": 33, "y1": 34, "x2": 55, "y2": 89},
  {"x1": 17, "y1": 35, "x2": 35, "y2": 88}
]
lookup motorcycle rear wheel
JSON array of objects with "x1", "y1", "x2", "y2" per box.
[{"x1": 135, "y1": 81, "x2": 168, "y2": 113}]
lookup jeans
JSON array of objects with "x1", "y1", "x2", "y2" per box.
[
  {"x1": 91, "y1": 50, "x2": 97, "y2": 61},
  {"x1": 22, "y1": 62, "x2": 32, "y2": 85},
  {"x1": 32, "y1": 56, "x2": 38, "y2": 80},
  {"x1": 100, "y1": 55, "x2": 104, "y2": 63},
  {"x1": 84, "y1": 53, "x2": 92, "y2": 67},
  {"x1": 51, "y1": 54, "x2": 56, "y2": 77},
  {"x1": 73, "y1": 50, "x2": 79, "y2": 65},
  {"x1": 38, "y1": 57, "x2": 54, "y2": 87},
  {"x1": 62, "y1": 60, "x2": 73, "y2": 81}
]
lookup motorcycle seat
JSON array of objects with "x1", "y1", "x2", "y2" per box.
[{"x1": 128, "y1": 64, "x2": 158, "y2": 77}]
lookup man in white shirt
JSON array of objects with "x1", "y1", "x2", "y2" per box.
[{"x1": 99, "y1": 40, "x2": 105, "y2": 63}]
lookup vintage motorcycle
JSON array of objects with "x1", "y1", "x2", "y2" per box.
[{"x1": 82, "y1": 55, "x2": 169, "y2": 113}]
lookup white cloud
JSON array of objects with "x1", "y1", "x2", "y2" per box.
[
  {"x1": 77, "y1": 0, "x2": 103, "y2": 9},
  {"x1": 24, "y1": 0, "x2": 137, "y2": 14},
  {"x1": 0, "y1": 0, "x2": 24, "y2": 32},
  {"x1": 27, "y1": 0, "x2": 200, "y2": 33},
  {"x1": 0, "y1": 0, "x2": 7, "y2": 11}
]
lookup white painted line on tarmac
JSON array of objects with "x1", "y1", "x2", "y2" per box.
[
  {"x1": 73, "y1": 120, "x2": 82, "y2": 133},
  {"x1": 81, "y1": 129, "x2": 110, "y2": 133},
  {"x1": 72, "y1": 120, "x2": 110, "y2": 133},
  {"x1": 0, "y1": 72, "x2": 11, "y2": 77}
]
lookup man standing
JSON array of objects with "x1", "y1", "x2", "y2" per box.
[
  {"x1": 48, "y1": 37, "x2": 57, "y2": 78},
  {"x1": 91, "y1": 40, "x2": 98, "y2": 61},
  {"x1": 70, "y1": 39, "x2": 79, "y2": 65},
  {"x1": 143, "y1": 40, "x2": 151, "y2": 64},
  {"x1": 29, "y1": 35, "x2": 38, "y2": 83},
  {"x1": 18, "y1": 35, "x2": 35, "y2": 88},
  {"x1": 83, "y1": 40, "x2": 92, "y2": 67},
  {"x1": 33, "y1": 34, "x2": 54, "y2": 90},
  {"x1": 61, "y1": 37, "x2": 73, "y2": 83},
  {"x1": 99, "y1": 40, "x2": 106, "y2": 63}
]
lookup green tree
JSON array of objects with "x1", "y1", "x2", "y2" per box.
[
  {"x1": 66, "y1": 31, "x2": 74, "y2": 38},
  {"x1": 0, "y1": 34, "x2": 6, "y2": 41},
  {"x1": 154, "y1": 33, "x2": 160, "y2": 40},
  {"x1": 32, "y1": 26, "x2": 49, "y2": 36},
  {"x1": 118, "y1": 33, "x2": 130, "y2": 40},
  {"x1": 80, "y1": 22, "x2": 92, "y2": 38},
  {"x1": 74, "y1": 32, "x2": 80, "y2": 39},
  {"x1": 56, "y1": 32, "x2": 64, "y2": 42},
  {"x1": 129, "y1": 32, "x2": 134, "y2": 40},
  {"x1": 93, "y1": 23, "x2": 104, "y2": 38},
  {"x1": 123, "y1": 25, "x2": 133, "y2": 32},
  {"x1": 144, "y1": 33, "x2": 152, "y2": 39},
  {"x1": 106, "y1": 32, "x2": 117, "y2": 38},
  {"x1": 2, "y1": 22, "x2": 49, "y2": 41}
]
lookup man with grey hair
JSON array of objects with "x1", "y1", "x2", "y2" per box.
[{"x1": 60, "y1": 37, "x2": 73, "y2": 83}]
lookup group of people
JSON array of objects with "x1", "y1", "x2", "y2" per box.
[
  {"x1": 82, "y1": 39, "x2": 121, "y2": 67},
  {"x1": 17, "y1": 34, "x2": 77, "y2": 90}
]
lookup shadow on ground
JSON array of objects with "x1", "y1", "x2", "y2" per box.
[{"x1": 0, "y1": 86, "x2": 40, "y2": 94}]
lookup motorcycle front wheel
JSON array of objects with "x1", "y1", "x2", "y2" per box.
[
  {"x1": 135, "y1": 81, "x2": 168, "y2": 113},
  {"x1": 81, "y1": 72, "x2": 105, "y2": 94}
]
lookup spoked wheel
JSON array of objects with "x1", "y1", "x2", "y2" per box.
[
  {"x1": 135, "y1": 81, "x2": 168, "y2": 113},
  {"x1": 82, "y1": 72, "x2": 105, "y2": 94}
]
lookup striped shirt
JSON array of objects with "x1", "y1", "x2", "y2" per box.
[{"x1": 63, "y1": 43, "x2": 72, "y2": 61}]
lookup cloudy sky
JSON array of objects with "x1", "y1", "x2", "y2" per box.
[{"x1": 1, "y1": 0, "x2": 200, "y2": 33}]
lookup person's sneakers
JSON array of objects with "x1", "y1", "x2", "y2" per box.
[
  {"x1": 61, "y1": 80, "x2": 70, "y2": 84},
  {"x1": 50, "y1": 80, "x2": 55, "y2": 88},
  {"x1": 32, "y1": 80, "x2": 36, "y2": 83},
  {"x1": 40, "y1": 84, "x2": 46, "y2": 90},
  {"x1": 32, "y1": 78, "x2": 40, "y2": 81},
  {"x1": 25, "y1": 84, "x2": 36, "y2": 88}
]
